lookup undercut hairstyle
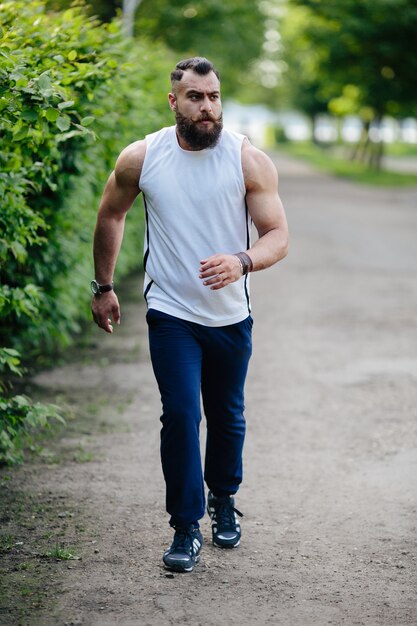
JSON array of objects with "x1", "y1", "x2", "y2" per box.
[{"x1": 170, "y1": 57, "x2": 220, "y2": 87}]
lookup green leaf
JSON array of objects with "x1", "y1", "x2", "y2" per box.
[
  {"x1": 45, "y1": 108, "x2": 59, "y2": 122},
  {"x1": 1, "y1": 349, "x2": 21, "y2": 358},
  {"x1": 21, "y1": 108, "x2": 38, "y2": 122},
  {"x1": 10, "y1": 240, "x2": 27, "y2": 261},
  {"x1": 107, "y1": 22, "x2": 119, "y2": 34},
  {"x1": 12, "y1": 128, "x2": 29, "y2": 142},
  {"x1": 13, "y1": 396, "x2": 31, "y2": 408},
  {"x1": 55, "y1": 129, "x2": 89, "y2": 142},
  {"x1": 37, "y1": 74, "x2": 52, "y2": 91},
  {"x1": 62, "y1": 9, "x2": 74, "y2": 21},
  {"x1": 57, "y1": 100, "x2": 75, "y2": 110},
  {"x1": 80, "y1": 116, "x2": 94, "y2": 127},
  {"x1": 56, "y1": 116, "x2": 71, "y2": 131},
  {"x1": 68, "y1": 50, "x2": 77, "y2": 61}
]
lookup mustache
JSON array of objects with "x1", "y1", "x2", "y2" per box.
[{"x1": 196, "y1": 114, "x2": 219, "y2": 123}]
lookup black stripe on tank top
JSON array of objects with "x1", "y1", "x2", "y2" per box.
[
  {"x1": 244, "y1": 199, "x2": 252, "y2": 314},
  {"x1": 143, "y1": 194, "x2": 150, "y2": 271},
  {"x1": 142, "y1": 194, "x2": 154, "y2": 301}
]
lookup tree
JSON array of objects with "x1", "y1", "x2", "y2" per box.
[
  {"x1": 47, "y1": 0, "x2": 121, "y2": 22},
  {"x1": 47, "y1": 0, "x2": 267, "y2": 98},
  {"x1": 134, "y1": 0, "x2": 266, "y2": 97},
  {"x1": 278, "y1": 4, "x2": 330, "y2": 125},
  {"x1": 280, "y1": 0, "x2": 417, "y2": 166}
]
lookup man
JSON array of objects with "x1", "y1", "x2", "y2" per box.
[{"x1": 91, "y1": 57, "x2": 288, "y2": 573}]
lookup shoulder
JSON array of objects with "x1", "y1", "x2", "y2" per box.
[
  {"x1": 114, "y1": 139, "x2": 147, "y2": 189},
  {"x1": 241, "y1": 139, "x2": 278, "y2": 191},
  {"x1": 221, "y1": 128, "x2": 245, "y2": 144}
]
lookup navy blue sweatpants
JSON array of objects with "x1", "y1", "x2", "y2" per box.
[{"x1": 146, "y1": 308, "x2": 253, "y2": 528}]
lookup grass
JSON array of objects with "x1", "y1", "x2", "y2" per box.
[
  {"x1": 43, "y1": 543, "x2": 80, "y2": 560},
  {"x1": 278, "y1": 141, "x2": 417, "y2": 186},
  {"x1": 0, "y1": 486, "x2": 86, "y2": 622},
  {"x1": 72, "y1": 446, "x2": 94, "y2": 463},
  {"x1": 0, "y1": 533, "x2": 15, "y2": 551},
  {"x1": 385, "y1": 142, "x2": 417, "y2": 157}
]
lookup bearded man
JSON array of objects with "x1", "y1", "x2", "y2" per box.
[{"x1": 91, "y1": 57, "x2": 288, "y2": 573}]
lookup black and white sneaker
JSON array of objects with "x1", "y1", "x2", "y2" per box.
[
  {"x1": 162, "y1": 525, "x2": 203, "y2": 573},
  {"x1": 207, "y1": 491, "x2": 243, "y2": 549}
]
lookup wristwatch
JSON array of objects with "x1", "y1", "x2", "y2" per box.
[{"x1": 91, "y1": 279, "x2": 114, "y2": 296}]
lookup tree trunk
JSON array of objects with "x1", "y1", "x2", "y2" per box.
[
  {"x1": 311, "y1": 114, "x2": 320, "y2": 145},
  {"x1": 367, "y1": 116, "x2": 384, "y2": 170},
  {"x1": 368, "y1": 139, "x2": 384, "y2": 171},
  {"x1": 350, "y1": 120, "x2": 370, "y2": 163},
  {"x1": 122, "y1": 0, "x2": 142, "y2": 37}
]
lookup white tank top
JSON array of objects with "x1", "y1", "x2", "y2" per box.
[{"x1": 139, "y1": 126, "x2": 251, "y2": 327}]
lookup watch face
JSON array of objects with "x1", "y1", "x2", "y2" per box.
[{"x1": 91, "y1": 280, "x2": 99, "y2": 295}]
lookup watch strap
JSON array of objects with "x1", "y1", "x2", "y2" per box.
[
  {"x1": 91, "y1": 280, "x2": 114, "y2": 295},
  {"x1": 98, "y1": 282, "x2": 113, "y2": 293},
  {"x1": 234, "y1": 252, "x2": 253, "y2": 276}
]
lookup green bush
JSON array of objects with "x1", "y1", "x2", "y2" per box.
[
  {"x1": 0, "y1": 347, "x2": 65, "y2": 464},
  {"x1": 0, "y1": 393, "x2": 65, "y2": 465},
  {"x1": 0, "y1": 0, "x2": 173, "y2": 462}
]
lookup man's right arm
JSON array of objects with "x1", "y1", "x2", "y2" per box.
[{"x1": 91, "y1": 140, "x2": 146, "y2": 334}]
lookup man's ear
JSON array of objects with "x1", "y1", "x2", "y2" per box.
[{"x1": 168, "y1": 93, "x2": 177, "y2": 111}]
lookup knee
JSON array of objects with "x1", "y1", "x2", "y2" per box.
[{"x1": 161, "y1": 405, "x2": 202, "y2": 436}]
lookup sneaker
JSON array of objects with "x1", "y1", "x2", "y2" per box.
[
  {"x1": 207, "y1": 491, "x2": 243, "y2": 549},
  {"x1": 162, "y1": 525, "x2": 203, "y2": 573}
]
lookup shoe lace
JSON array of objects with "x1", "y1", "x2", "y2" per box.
[
  {"x1": 171, "y1": 526, "x2": 196, "y2": 555},
  {"x1": 213, "y1": 499, "x2": 243, "y2": 531}
]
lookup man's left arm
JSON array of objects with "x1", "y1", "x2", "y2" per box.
[{"x1": 199, "y1": 141, "x2": 289, "y2": 290}]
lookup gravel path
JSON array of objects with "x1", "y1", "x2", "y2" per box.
[{"x1": 6, "y1": 152, "x2": 417, "y2": 625}]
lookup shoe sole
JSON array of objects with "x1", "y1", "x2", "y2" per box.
[{"x1": 213, "y1": 539, "x2": 240, "y2": 549}]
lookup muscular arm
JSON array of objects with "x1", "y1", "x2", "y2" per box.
[
  {"x1": 199, "y1": 139, "x2": 288, "y2": 289},
  {"x1": 242, "y1": 140, "x2": 288, "y2": 270},
  {"x1": 91, "y1": 140, "x2": 145, "y2": 333}
]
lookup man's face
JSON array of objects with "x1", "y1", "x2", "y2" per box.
[{"x1": 169, "y1": 70, "x2": 223, "y2": 150}]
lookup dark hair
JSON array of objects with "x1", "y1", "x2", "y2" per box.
[{"x1": 170, "y1": 57, "x2": 220, "y2": 85}]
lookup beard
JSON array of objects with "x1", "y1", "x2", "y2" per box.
[{"x1": 175, "y1": 110, "x2": 223, "y2": 150}]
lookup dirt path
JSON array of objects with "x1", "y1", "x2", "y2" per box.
[{"x1": 1, "y1": 153, "x2": 417, "y2": 625}]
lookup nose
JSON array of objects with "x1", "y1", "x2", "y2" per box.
[{"x1": 200, "y1": 96, "x2": 212, "y2": 113}]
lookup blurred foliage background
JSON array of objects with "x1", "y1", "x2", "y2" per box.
[
  {"x1": 1, "y1": 0, "x2": 417, "y2": 462},
  {"x1": 0, "y1": 0, "x2": 174, "y2": 461}
]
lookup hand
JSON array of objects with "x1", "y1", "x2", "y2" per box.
[
  {"x1": 199, "y1": 254, "x2": 242, "y2": 290},
  {"x1": 91, "y1": 291, "x2": 120, "y2": 333}
]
